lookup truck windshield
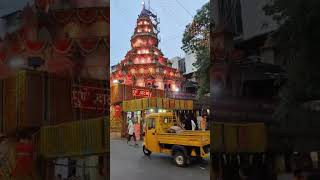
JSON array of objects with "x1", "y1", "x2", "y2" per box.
[{"x1": 164, "y1": 118, "x2": 170, "y2": 124}]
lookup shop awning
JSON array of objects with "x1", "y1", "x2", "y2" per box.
[{"x1": 121, "y1": 98, "x2": 193, "y2": 112}]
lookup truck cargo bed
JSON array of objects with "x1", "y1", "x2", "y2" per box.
[{"x1": 157, "y1": 130, "x2": 210, "y2": 147}]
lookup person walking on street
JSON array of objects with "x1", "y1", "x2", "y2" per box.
[{"x1": 127, "y1": 119, "x2": 137, "y2": 146}]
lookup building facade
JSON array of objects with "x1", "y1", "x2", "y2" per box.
[{"x1": 210, "y1": 0, "x2": 285, "y2": 124}]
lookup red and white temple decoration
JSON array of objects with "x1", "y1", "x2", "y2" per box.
[
  {"x1": 110, "y1": 5, "x2": 184, "y2": 91},
  {"x1": 0, "y1": 0, "x2": 109, "y2": 79}
]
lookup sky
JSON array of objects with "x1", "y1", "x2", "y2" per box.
[
  {"x1": 0, "y1": 0, "x2": 32, "y2": 16},
  {"x1": 110, "y1": 0, "x2": 208, "y2": 66}
]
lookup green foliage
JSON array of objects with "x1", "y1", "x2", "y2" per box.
[
  {"x1": 264, "y1": 0, "x2": 320, "y2": 122},
  {"x1": 182, "y1": 2, "x2": 211, "y2": 97}
]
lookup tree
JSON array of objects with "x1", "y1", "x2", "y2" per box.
[
  {"x1": 182, "y1": 2, "x2": 211, "y2": 97},
  {"x1": 264, "y1": 1, "x2": 320, "y2": 123}
]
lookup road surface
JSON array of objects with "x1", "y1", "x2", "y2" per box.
[{"x1": 110, "y1": 140, "x2": 210, "y2": 180}]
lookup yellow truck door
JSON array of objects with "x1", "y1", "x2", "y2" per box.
[{"x1": 145, "y1": 118, "x2": 160, "y2": 153}]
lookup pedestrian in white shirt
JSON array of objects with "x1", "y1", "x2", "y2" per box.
[
  {"x1": 191, "y1": 120, "x2": 196, "y2": 131},
  {"x1": 127, "y1": 120, "x2": 137, "y2": 146}
]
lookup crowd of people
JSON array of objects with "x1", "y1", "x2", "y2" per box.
[{"x1": 179, "y1": 112, "x2": 208, "y2": 131}]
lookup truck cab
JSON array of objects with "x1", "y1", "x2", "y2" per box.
[{"x1": 143, "y1": 112, "x2": 210, "y2": 167}]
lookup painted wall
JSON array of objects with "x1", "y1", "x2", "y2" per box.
[{"x1": 184, "y1": 53, "x2": 197, "y2": 74}]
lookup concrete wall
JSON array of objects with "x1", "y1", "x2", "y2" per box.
[
  {"x1": 184, "y1": 53, "x2": 197, "y2": 74},
  {"x1": 170, "y1": 57, "x2": 180, "y2": 71}
]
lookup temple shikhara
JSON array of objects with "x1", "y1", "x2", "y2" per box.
[
  {"x1": 110, "y1": 3, "x2": 195, "y2": 138},
  {"x1": 110, "y1": 3, "x2": 183, "y2": 91}
]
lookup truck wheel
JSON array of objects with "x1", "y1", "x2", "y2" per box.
[
  {"x1": 174, "y1": 151, "x2": 187, "y2": 167},
  {"x1": 143, "y1": 145, "x2": 152, "y2": 156}
]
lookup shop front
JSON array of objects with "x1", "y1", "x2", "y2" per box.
[
  {"x1": 118, "y1": 98, "x2": 193, "y2": 138},
  {"x1": 110, "y1": 84, "x2": 198, "y2": 138}
]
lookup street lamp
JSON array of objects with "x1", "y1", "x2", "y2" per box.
[{"x1": 113, "y1": 79, "x2": 119, "y2": 84}]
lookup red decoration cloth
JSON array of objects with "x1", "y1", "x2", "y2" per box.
[
  {"x1": 78, "y1": 38, "x2": 100, "y2": 53},
  {"x1": 52, "y1": 38, "x2": 73, "y2": 54},
  {"x1": 11, "y1": 142, "x2": 33, "y2": 177},
  {"x1": 114, "y1": 105, "x2": 122, "y2": 118},
  {"x1": 25, "y1": 40, "x2": 46, "y2": 53}
]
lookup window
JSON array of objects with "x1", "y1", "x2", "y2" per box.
[
  {"x1": 178, "y1": 58, "x2": 186, "y2": 73},
  {"x1": 164, "y1": 118, "x2": 170, "y2": 124},
  {"x1": 148, "y1": 119, "x2": 155, "y2": 130}
]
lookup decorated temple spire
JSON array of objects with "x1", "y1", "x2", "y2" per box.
[
  {"x1": 111, "y1": 3, "x2": 183, "y2": 91},
  {"x1": 142, "y1": 0, "x2": 151, "y2": 10}
]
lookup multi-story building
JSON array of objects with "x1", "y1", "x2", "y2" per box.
[
  {"x1": 210, "y1": 0, "x2": 285, "y2": 124},
  {"x1": 170, "y1": 53, "x2": 198, "y2": 94},
  {"x1": 170, "y1": 56, "x2": 186, "y2": 74}
]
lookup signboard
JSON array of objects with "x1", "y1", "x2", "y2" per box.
[
  {"x1": 72, "y1": 85, "x2": 107, "y2": 111},
  {"x1": 132, "y1": 88, "x2": 151, "y2": 98},
  {"x1": 167, "y1": 92, "x2": 196, "y2": 100}
]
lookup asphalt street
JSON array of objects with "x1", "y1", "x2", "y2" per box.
[{"x1": 110, "y1": 140, "x2": 210, "y2": 180}]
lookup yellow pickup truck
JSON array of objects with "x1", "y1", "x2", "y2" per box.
[{"x1": 143, "y1": 112, "x2": 210, "y2": 167}]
